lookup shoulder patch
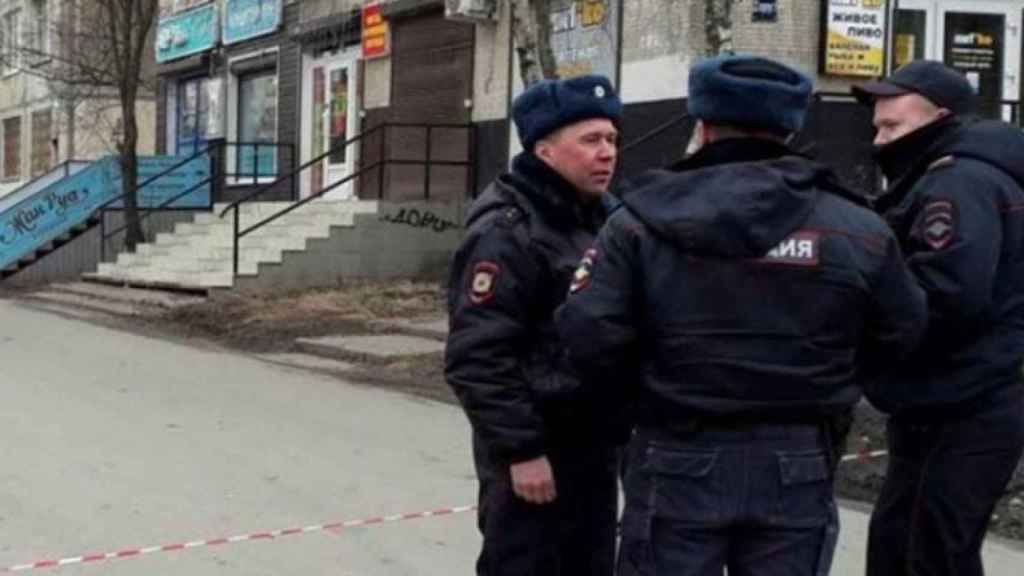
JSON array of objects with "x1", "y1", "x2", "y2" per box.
[
  {"x1": 757, "y1": 231, "x2": 821, "y2": 267},
  {"x1": 921, "y1": 200, "x2": 955, "y2": 250},
  {"x1": 569, "y1": 248, "x2": 598, "y2": 294},
  {"x1": 927, "y1": 155, "x2": 956, "y2": 172},
  {"x1": 468, "y1": 261, "x2": 501, "y2": 305}
]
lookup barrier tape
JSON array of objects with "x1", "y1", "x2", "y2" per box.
[
  {"x1": 0, "y1": 505, "x2": 476, "y2": 573},
  {"x1": 1, "y1": 448, "x2": 890, "y2": 572}
]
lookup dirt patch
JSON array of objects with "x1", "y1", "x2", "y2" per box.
[{"x1": 152, "y1": 280, "x2": 444, "y2": 353}]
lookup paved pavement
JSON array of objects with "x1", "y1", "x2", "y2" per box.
[{"x1": 0, "y1": 298, "x2": 1021, "y2": 575}]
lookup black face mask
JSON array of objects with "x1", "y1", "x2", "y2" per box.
[{"x1": 873, "y1": 115, "x2": 960, "y2": 182}]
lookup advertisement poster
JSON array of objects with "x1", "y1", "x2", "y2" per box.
[
  {"x1": 822, "y1": 0, "x2": 887, "y2": 77},
  {"x1": 944, "y1": 12, "x2": 1004, "y2": 119}
]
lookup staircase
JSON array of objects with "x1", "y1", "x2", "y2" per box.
[{"x1": 84, "y1": 201, "x2": 380, "y2": 290}]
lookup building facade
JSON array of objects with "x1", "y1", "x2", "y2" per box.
[{"x1": 0, "y1": 0, "x2": 157, "y2": 200}]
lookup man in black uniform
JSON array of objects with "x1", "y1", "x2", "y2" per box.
[
  {"x1": 556, "y1": 55, "x2": 928, "y2": 576},
  {"x1": 853, "y1": 60, "x2": 1024, "y2": 576},
  {"x1": 445, "y1": 75, "x2": 621, "y2": 576}
]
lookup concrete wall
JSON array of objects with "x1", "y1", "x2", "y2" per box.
[{"x1": 234, "y1": 201, "x2": 462, "y2": 292}]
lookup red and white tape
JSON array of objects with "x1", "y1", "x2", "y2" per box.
[
  {"x1": 840, "y1": 449, "x2": 888, "y2": 463},
  {"x1": 0, "y1": 505, "x2": 476, "y2": 573},
  {"x1": 0, "y1": 449, "x2": 890, "y2": 573}
]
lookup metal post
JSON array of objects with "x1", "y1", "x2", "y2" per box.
[
  {"x1": 233, "y1": 206, "x2": 240, "y2": 276},
  {"x1": 466, "y1": 124, "x2": 476, "y2": 199},
  {"x1": 252, "y1": 143, "x2": 258, "y2": 184},
  {"x1": 99, "y1": 211, "x2": 106, "y2": 261},
  {"x1": 378, "y1": 125, "x2": 387, "y2": 200},
  {"x1": 424, "y1": 126, "x2": 433, "y2": 201}
]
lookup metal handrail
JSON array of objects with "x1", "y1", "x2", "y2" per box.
[
  {"x1": 218, "y1": 125, "x2": 390, "y2": 217},
  {"x1": 620, "y1": 113, "x2": 691, "y2": 155},
  {"x1": 220, "y1": 121, "x2": 474, "y2": 275}
]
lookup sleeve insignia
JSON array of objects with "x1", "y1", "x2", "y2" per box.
[
  {"x1": 922, "y1": 200, "x2": 955, "y2": 251},
  {"x1": 569, "y1": 248, "x2": 599, "y2": 294},
  {"x1": 469, "y1": 261, "x2": 501, "y2": 304}
]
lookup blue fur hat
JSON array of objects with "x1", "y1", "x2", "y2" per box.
[
  {"x1": 687, "y1": 55, "x2": 813, "y2": 134},
  {"x1": 513, "y1": 75, "x2": 622, "y2": 150}
]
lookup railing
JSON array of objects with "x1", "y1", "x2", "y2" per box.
[
  {"x1": 0, "y1": 160, "x2": 91, "y2": 214},
  {"x1": 218, "y1": 122, "x2": 474, "y2": 276},
  {"x1": 97, "y1": 141, "x2": 295, "y2": 262}
]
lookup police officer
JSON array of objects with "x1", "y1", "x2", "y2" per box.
[
  {"x1": 556, "y1": 55, "x2": 928, "y2": 576},
  {"x1": 445, "y1": 75, "x2": 621, "y2": 576},
  {"x1": 853, "y1": 60, "x2": 1024, "y2": 576}
]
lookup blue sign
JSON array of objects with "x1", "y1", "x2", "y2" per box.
[
  {"x1": 223, "y1": 0, "x2": 282, "y2": 45},
  {"x1": 0, "y1": 158, "x2": 120, "y2": 270},
  {"x1": 109, "y1": 155, "x2": 212, "y2": 209},
  {"x1": 156, "y1": 3, "x2": 220, "y2": 63}
]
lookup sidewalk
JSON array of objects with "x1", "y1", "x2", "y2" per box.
[{"x1": 832, "y1": 500, "x2": 1023, "y2": 575}]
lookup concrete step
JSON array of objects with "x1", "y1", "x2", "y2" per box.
[
  {"x1": 295, "y1": 334, "x2": 445, "y2": 363},
  {"x1": 25, "y1": 289, "x2": 141, "y2": 316},
  {"x1": 50, "y1": 281, "x2": 206, "y2": 309}
]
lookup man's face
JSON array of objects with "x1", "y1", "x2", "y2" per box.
[
  {"x1": 872, "y1": 93, "x2": 950, "y2": 147},
  {"x1": 535, "y1": 118, "x2": 619, "y2": 199}
]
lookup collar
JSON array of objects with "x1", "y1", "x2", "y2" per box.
[
  {"x1": 874, "y1": 115, "x2": 961, "y2": 183},
  {"x1": 506, "y1": 152, "x2": 606, "y2": 231},
  {"x1": 669, "y1": 137, "x2": 795, "y2": 172}
]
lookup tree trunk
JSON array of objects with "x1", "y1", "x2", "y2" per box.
[
  {"x1": 704, "y1": 0, "x2": 735, "y2": 56},
  {"x1": 120, "y1": 99, "x2": 144, "y2": 251},
  {"x1": 510, "y1": 0, "x2": 557, "y2": 88}
]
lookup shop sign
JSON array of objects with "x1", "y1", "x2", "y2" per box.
[
  {"x1": 822, "y1": 0, "x2": 887, "y2": 77},
  {"x1": 362, "y1": 4, "x2": 390, "y2": 59},
  {"x1": 223, "y1": 0, "x2": 283, "y2": 45},
  {"x1": 156, "y1": 3, "x2": 220, "y2": 63}
]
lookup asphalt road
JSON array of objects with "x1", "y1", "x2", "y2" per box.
[{"x1": 1, "y1": 298, "x2": 1021, "y2": 575}]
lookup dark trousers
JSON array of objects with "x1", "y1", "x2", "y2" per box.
[
  {"x1": 867, "y1": 396, "x2": 1024, "y2": 576},
  {"x1": 472, "y1": 433, "x2": 618, "y2": 576},
  {"x1": 618, "y1": 424, "x2": 839, "y2": 576}
]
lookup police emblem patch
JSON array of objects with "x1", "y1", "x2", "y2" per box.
[
  {"x1": 922, "y1": 200, "x2": 955, "y2": 251},
  {"x1": 569, "y1": 249, "x2": 598, "y2": 294},
  {"x1": 469, "y1": 261, "x2": 500, "y2": 304}
]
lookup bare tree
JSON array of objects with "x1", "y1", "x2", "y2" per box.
[
  {"x1": 2, "y1": 0, "x2": 159, "y2": 251},
  {"x1": 509, "y1": 0, "x2": 558, "y2": 88},
  {"x1": 704, "y1": 0, "x2": 735, "y2": 56}
]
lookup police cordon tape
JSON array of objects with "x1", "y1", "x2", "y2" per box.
[{"x1": 1, "y1": 449, "x2": 888, "y2": 572}]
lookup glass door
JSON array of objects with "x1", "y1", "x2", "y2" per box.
[{"x1": 301, "y1": 51, "x2": 359, "y2": 200}]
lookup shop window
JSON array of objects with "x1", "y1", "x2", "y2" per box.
[
  {"x1": 893, "y1": 10, "x2": 927, "y2": 70},
  {"x1": 4, "y1": 116, "x2": 22, "y2": 180},
  {"x1": 30, "y1": 109, "x2": 51, "y2": 177},
  {"x1": 236, "y1": 70, "x2": 278, "y2": 178}
]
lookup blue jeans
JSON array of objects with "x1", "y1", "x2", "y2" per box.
[{"x1": 618, "y1": 424, "x2": 839, "y2": 576}]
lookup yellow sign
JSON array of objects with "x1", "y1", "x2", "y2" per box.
[{"x1": 823, "y1": 0, "x2": 888, "y2": 77}]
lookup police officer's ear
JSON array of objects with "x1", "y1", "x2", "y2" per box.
[
  {"x1": 534, "y1": 133, "x2": 560, "y2": 165},
  {"x1": 685, "y1": 120, "x2": 708, "y2": 156}
]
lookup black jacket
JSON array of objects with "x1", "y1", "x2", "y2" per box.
[
  {"x1": 873, "y1": 118, "x2": 1024, "y2": 418},
  {"x1": 444, "y1": 153, "x2": 609, "y2": 465},
  {"x1": 556, "y1": 139, "x2": 927, "y2": 432}
]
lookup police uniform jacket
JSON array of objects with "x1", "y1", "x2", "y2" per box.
[
  {"x1": 556, "y1": 139, "x2": 928, "y2": 434},
  {"x1": 873, "y1": 117, "x2": 1024, "y2": 419},
  {"x1": 444, "y1": 153, "x2": 609, "y2": 465}
]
